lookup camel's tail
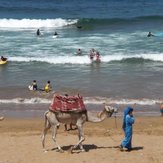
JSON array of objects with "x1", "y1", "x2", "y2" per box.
[{"x1": 44, "y1": 111, "x2": 50, "y2": 128}]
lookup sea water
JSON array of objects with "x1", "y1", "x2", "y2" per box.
[{"x1": 0, "y1": 0, "x2": 163, "y2": 117}]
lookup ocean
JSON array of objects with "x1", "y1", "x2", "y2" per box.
[{"x1": 0, "y1": 0, "x2": 163, "y2": 117}]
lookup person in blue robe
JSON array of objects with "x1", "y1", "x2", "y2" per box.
[{"x1": 120, "y1": 107, "x2": 135, "y2": 151}]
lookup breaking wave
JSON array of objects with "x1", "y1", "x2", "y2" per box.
[
  {"x1": 76, "y1": 16, "x2": 163, "y2": 27},
  {"x1": 0, "y1": 18, "x2": 77, "y2": 28},
  {"x1": 0, "y1": 97, "x2": 162, "y2": 105},
  {"x1": 8, "y1": 53, "x2": 163, "y2": 65}
]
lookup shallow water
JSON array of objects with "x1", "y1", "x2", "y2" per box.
[{"x1": 1, "y1": 0, "x2": 163, "y2": 117}]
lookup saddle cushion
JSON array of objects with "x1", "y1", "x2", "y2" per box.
[{"x1": 49, "y1": 94, "x2": 86, "y2": 112}]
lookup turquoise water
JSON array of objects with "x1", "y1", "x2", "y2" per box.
[{"x1": 0, "y1": 0, "x2": 163, "y2": 106}]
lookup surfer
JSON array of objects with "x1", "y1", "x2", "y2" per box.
[
  {"x1": 0, "y1": 56, "x2": 7, "y2": 61},
  {"x1": 54, "y1": 31, "x2": 58, "y2": 36},
  {"x1": 147, "y1": 32, "x2": 155, "y2": 37},
  {"x1": 36, "y1": 29, "x2": 41, "y2": 36}
]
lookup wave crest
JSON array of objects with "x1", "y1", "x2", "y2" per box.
[
  {"x1": 0, "y1": 18, "x2": 77, "y2": 28},
  {"x1": 8, "y1": 53, "x2": 163, "y2": 64},
  {"x1": 0, "y1": 97, "x2": 162, "y2": 105}
]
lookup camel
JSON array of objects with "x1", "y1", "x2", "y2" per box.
[
  {"x1": 41, "y1": 105, "x2": 118, "y2": 153},
  {"x1": 0, "y1": 117, "x2": 4, "y2": 121}
]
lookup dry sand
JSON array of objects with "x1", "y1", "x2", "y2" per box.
[{"x1": 0, "y1": 116, "x2": 163, "y2": 163}]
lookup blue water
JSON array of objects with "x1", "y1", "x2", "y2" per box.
[{"x1": 0, "y1": 0, "x2": 163, "y2": 104}]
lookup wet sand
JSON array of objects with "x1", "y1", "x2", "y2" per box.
[{"x1": 0, "y1": 116, "x2": 163, "y2": 163}]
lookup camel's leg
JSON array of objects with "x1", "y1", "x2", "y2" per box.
[
  {"x1": 71, "y1": 124, "x2": 85, "y2": 152},
  {"x1": 51, "y1": 125, "x2": 63, "y2": 152},
  {"x1": 41, "y1": 117, "x2": 51, "y2": 150},
  {"x1": 64, "y1": 124, "x2": 68, "y2": 131},
  {"x1": 78, "y1": 133, "x2": 85, "y2": 152}
]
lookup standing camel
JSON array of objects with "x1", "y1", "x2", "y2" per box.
[{"x1": 41, "y1": 105, "x2": 117, "y2": 153}]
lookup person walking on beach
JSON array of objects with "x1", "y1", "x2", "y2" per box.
[
  {"x1": 120, "y1": 106, "x2": 135, "y2": 151},
  {"x1": 44, "y1": 80, "x2": 52, "y2": 93}
]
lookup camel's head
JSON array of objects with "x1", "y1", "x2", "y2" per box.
[{"x1": 104, "y1": 105, "x2": 118, "y2": 117}]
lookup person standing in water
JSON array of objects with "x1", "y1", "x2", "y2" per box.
[
  {"x1": 28, "y1": 80, "x2": 38, "y2": 91},
  {"x1": 44, "y1": 80, "x2": 52, "y2": 93},
  {"x1": 77, "y1": 48, "x2": 82, "y2": 55}
]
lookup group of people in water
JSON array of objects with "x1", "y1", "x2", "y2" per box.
[
  {"x1": 89, "y1": 48, "x2": 101, "y2": 62},
  {"x1": 36, "y1": 29, "x2": 58, "y2": 37},
  {"x1": 76, "y1": 48, "x2": 101, "y2": 62},
  {"x1": 28, "y1": 80, "x2": 52, "y2": 93}
]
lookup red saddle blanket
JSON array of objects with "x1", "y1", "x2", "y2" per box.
[{"x1": 49, "y1": 94, "x2": 86, "y2": 112}]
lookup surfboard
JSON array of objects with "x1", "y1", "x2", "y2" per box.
[
  {"x1": 52, "y1": 35, "x2": 58, "y2": 38},
  {"x1": 0, "y1": 60, "x2": 7, "y2": 65}
]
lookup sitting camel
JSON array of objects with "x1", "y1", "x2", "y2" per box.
[
  {"x1": 41, "y1": 105, "x2": 117, "y2": 153},
  {"x1": 0, "y1": 117, "x2": 4, "y2": 121}
]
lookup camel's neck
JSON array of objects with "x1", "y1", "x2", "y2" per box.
[{"x1": 87, "y1": 109, "x2": 108, "y2": 123}]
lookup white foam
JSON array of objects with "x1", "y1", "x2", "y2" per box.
[
  {"x1": 9, "y1": 56, "x2": 91, "y2": 64},
  {"x1": 8, "y1": 52, "x2": 163, "y2": 65},
  {"x1": 0, "y1": 98, "x2": 50, "y2": 104},
  {"x1": 84, "y1": 97, "x2": 163, "y2": 105},
  {"x1": 0, "y1": 18, "x2": 77, "y2": 28},
  {"x1": 0, "y1": 97, "x2": 162, "y2": 105}
]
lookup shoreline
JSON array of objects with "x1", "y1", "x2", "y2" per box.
[
  {"x1": 0, "y1": 87, "x2": 162, "y2": 118},
  {"x1": 0, "y1": 102, "x2": 162, "y2": 119}
]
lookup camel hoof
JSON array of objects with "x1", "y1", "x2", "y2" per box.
[
  {"x1": 56, "y1": 149, "x2": 64, "y2": 153},
  {"x1": 43, "y1": 149, "x2": 48, "y2": 153},
  {"x1": 80, "y1": 149, "x2": 85, "y2": 152},
  {"x1": 68, "y1": 146, "x2": 74, "y2": 154}
]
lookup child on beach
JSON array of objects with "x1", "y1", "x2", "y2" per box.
[
  {"x1": 44, "y1": 80, "x2": 52, "y2": 93},
  {"x1": 28, "y1": 80, "x2": 38, "y2": 91}
]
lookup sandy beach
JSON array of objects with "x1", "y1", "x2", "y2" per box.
[{"x1": 0, "y1": 116, "x2": 163, "y2": 163}]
